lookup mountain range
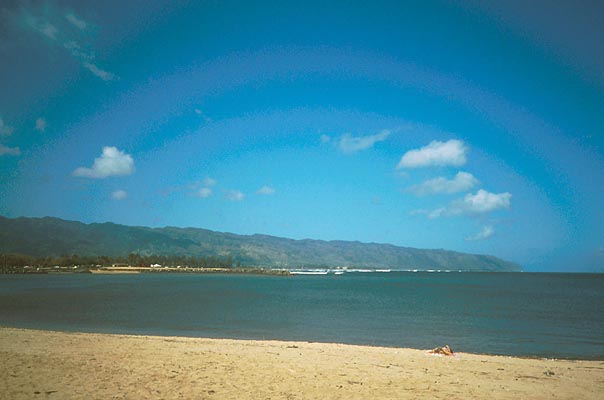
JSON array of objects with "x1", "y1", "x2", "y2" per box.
[{"x1": 0, "y1": 216, "x2": 521, "y2": 271}]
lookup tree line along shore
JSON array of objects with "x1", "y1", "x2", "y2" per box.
[{"x1": 0, "y1": 253, "x2": 289, "y2": 276}]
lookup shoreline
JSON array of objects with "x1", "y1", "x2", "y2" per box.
[
  {"x1": 1, "y1": 266, "x2": 291, "y2": 276},
  {"x1": 1, "y1": 327, "x2": 603, "y2": 399},
  {"x1": 2, "y1": 325, "x2": 601, "y2": 362}
]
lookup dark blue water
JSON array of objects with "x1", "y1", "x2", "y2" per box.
[{"x1": 1, "y1": 272, "x2": 603, "y2": 359}]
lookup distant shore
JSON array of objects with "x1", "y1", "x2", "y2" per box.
[
  {"x1": 0, "y1": 265, "x2": 291, "y2": 276},
  {"x1": 89, "y1": 266, "x2": 291, "y2": 275},
  {"x1": 1, "y1": 327, "x2": 602, "y2": 399}
]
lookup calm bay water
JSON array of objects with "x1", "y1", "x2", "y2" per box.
[{"x1": 0, "y1": 272, "x2": 603, "y2": 359}]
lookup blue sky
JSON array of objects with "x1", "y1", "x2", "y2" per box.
[{"x1": 1, "y1": 0, "x2": 603, "y2": 271}]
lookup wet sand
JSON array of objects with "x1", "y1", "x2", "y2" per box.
[{"x1": 1, "y1": 327, "x2": 603, "y2": 399}]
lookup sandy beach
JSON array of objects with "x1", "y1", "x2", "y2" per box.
[{"x1": 1, "y1": 327, "x2": 603, "y2": 399}]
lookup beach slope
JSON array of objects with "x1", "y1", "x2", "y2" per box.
[{"x1": 1, "y1": 327, "x2": 602, "y2": 399}]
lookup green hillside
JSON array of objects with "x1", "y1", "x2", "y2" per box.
[{"x1": 0, "y1": 216, "x2": 521, "y2": 271}]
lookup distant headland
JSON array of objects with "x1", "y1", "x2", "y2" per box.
[{"x1": 0, "y1": 215, "x2": 521, "y2": 272}]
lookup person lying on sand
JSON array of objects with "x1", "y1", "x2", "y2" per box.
[{"x1": 428, "y1": 345, "x2": 454, "y2": 356}]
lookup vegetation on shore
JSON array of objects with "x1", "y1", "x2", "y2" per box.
[{"x1": 0, "y1": 252, "x2": 289, "y2": 275}]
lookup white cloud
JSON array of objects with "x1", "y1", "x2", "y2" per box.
[
  {"x1": 63, "y1": 41, "x2": 92, "y2": 62},
  {"x1": 466, "y1": 225, "x2": 495, "y2": 241},
  {"x1": 73, "y1": 146, "x2": 135, "y2": 178},
  {"x1": 22, "y1": 7, "x2": 115, "y2": 82},
  {"x1": 184, "y1": 178, "x2": 216, "y2": 194},
  {"x1": 203, "y1": 177, "x2": 217, "y2": 187},
  {"x1": 408, "y1": 171, "x2": 479, "y2": 196},
  {"x1": 35, "y1": 117, "x2": 47, "y2": 132},
  {"x1": 225, "y1": 190, "x2": 245, "y2": 201},
  {"x1": 427, "y1": 208, "x2": 447, "y2": 219},
  {"x1": 65, "y1": 13, "x2": 87, "y2": 30},
  {"x1": 409, "y1": 209, "x2": 430, "y2": 217},
  {"x1": 194, "y1": 109, "x2": 203, "y2": 115},
  {"x1": 25, "y1": 15, "x2": 58, "y2": 40},
  {"x1": 320, "y1": 134, "x2": 331, "y2": 144},
  {"x1": 256, "y1": 185, "x2": 275, "y2": 195},
  {"x1": 453, "y1": 189, "x2": 512, "y2": 214},
  {"x1": 0, "y1": 117, "x2": 14, "y2": 136},
  {"x1": 397, "y1": 139, "x2": 467, "y2": 169},
  {"x1": 196, "y1": 188, "x2": 213, "y2": 198},
  {"x1": 83, "y1": 62, "x2": 116, "y2": 81},
  {"x1": 0, "y1": 145, "x2": 21, "y2": 156},
  {"x1": 338, "y1": 129, "x2": 390, "y2": 154},
  {"x1": 111, "y1": 190, "x2": 127, "y2": 200},
  {"x1": 40, "y1": 22, "x2": 58, "y2": 40},
  {"x1": 428, "y1": 189, "x2": 512, "y2": 218}
]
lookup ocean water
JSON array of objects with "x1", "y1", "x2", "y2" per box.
[{"x1": 0, "y1": 272, "x2": 603, "y2": 359}]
